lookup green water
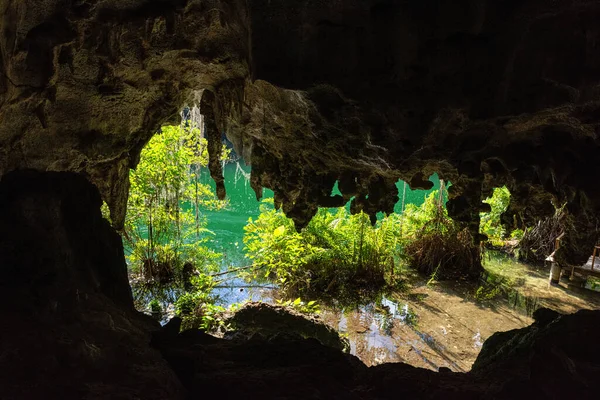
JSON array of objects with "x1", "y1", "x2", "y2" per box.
[
  {"x1": 198, "y1": 163, "x2": 273, "y2": 268},
  {"x1": 199, "y1": 162, "x2": 442, "y2": 268}
]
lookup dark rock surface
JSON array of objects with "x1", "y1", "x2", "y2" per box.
[
  {"x1": 0, "y1": 170, "x2": 184, "y2": 399},
  {"x1": 150, "y1": 307, "x2": 600, "y2": 399},
  {"x1": 153, "y1": 320, "x2": 367, "y2": 400},
  {"x1": 223, "y1": 302, "x2": 349, "y2": 352},
  {"x1": 470, "y1": 308, "x2": 600, "y2": 399},
  {"x1": 1, "y1": 1, "x2": 600, "y2": 263}
]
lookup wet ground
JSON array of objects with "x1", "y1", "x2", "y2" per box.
[
  {"x1": 316, "y1": 274, "x2": 532, "y2": 372},
  {"x1": 215, "y1": 253, "x2": 600, "y2": 372},
  {"x1": 482, "y1": 251, "x2": 600, "y2": 314},
  {"x1": 218, "y1": 276, "x2": 530, "y2": 372}
]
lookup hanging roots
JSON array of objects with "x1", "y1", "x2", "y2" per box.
[
  {"x1": 518, "y1": 206, "x2": 572, "y2": 265},
  {"x1": 403, "y1": 205, "x2": 483, "y2": 281}
]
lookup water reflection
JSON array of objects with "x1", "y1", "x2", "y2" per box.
[{"x1": 316, "y1": 295, "x2": 462, "y2": 370}]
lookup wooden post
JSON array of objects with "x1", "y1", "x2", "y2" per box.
[
  {"x1": 549, "y1": 260, "x2": 561, "y2": 286},
  {"x1": 547, "y1": 233, "x2": 565, "y2": 286},
  {"x1": 591, "y1": 246, "x2": 599, "y2": 272}
]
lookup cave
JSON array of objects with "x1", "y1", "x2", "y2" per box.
[{"x1": 1, "y1": 1, "x2": 600, "y2": 398}]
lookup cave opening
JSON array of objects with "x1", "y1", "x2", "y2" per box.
[
  {"x1": 114, "y1": 116, "x2": 600, "y2": 374},
  {"x1": 2, "y1": 0, "x2": 600, "y2": 398}
]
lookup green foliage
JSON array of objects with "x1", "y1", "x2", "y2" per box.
[
  {"x1": 510, "y1": 229, "x2": 524, "y2": 240},
  {"x1": 173, "y1": 274, "x2": 226, "y2": 331},
  {"x1": 480, "y1": 187, "x2": 511, "y2": 246},
  {"x1": 100, "y1": 201, "x2": 112, "y2": 223},
  {"x1": 244, "y1": 201, "x2": 403, "y2": 302},
  {"x1": 473, "y1": 265, "x2": 515, "y2": 303},
  {"x1": 123, "y1": 124, "x2": 234, "y2": 317},
  {"x1": 125, "y1": 125, "x2": 225, "y2": 287},
  {"x1": 474, "y1": 284, "x2": 502, "y2": 302},
  {"x1": 275, "y1": 298, "x2": 321, "y2": 315},
  {"x1": 400, "y1": 191, "x2": 451, "y2": 239},
  {"x1": 149, "y1": 299, "x2": 162, "y2": 314},
  {"x1": 426, "y1": 262, "x2": 442, "y2": 286}
]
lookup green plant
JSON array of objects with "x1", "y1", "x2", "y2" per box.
[
  {"x1": 426, "y1": 262, "x2": 442, "y2": 286},
  {"x1": 100, "y1": 201, "x2": 112, "y2": 223},
  {"x1": 149, "y1": 299, "x2": 162, "y2": 314},
  {"x1": 510, "y1": 229, "x2": 524, "y2": 240},
  {"x1": 479, "y1": 187, "x2": 511, "y2": 246},
  {"x1": 275, "y1": 298, "x2": 321, "y2": 314},
  {"x1": 474, "y1": 284, "x2": 502, "y2": 302},
  {"x1": 123, "y1": 124, "x2": 233, "y2": 313},
  {"x1": 174, "y1": 274, "x2": 220, "y2": 330},
  {"x1": 244, "y1": 201, "x2": 403, "y2": 302}
]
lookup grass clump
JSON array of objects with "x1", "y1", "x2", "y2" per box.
[{"x1": 401, "y1": 190, "x2": 482, "y2": 280}]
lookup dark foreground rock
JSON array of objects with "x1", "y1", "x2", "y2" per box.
[
  {"x1": 1, "y1": 171, "x2": 599, "y2": 399},
  {"x1": 224, "y1": 302, "x2": 349, "y2": 352},
  {"x1": 0, "y1": 170, "x2": 184, "y2": 400},
  {"x1": 471, "y1": 307, "x2": 600, "y2": 399},
  {"x1": 149, "y1": 307, "x2": 600, "y2": 399}
]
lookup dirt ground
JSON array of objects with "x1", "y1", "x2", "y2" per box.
[
  {"x1": 318, "y1": 254, "x2": 600, "y2": 372},
  {"x1": 229, "y1": 253, "x2": 600, "y2": 372},
  {"x1": 482, "y1": 252, "x2": 600, "y2": 314},
  {"x1": 319, "y1": 276, "x2": 530, "y2": 371}
]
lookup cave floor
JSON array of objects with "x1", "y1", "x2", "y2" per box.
[
  {"x1": 318, "y1": 273, "x2": 533, "y2": 373},
  {"x1": 227, "y1": 253, "x2": 600, "y2": 373},
  {"x1": 482, "y1": 252, "x2": 600, "y2": 314}
]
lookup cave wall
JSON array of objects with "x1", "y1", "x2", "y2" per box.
[
  {"x1": 0, "y1": 170, "x2": 184, "y2": 398},
  {"x1": 0, "y1": 0, "x2": 250, "y2": 228},
  {"x1": 245, "y1": 0, "x2": 600, "y2": 261},
  {"x1": 1, "y1": 0, "x2": 600, "y2": 262}
]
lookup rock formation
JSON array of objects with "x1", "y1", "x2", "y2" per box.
[
  {"x1": 0, "y1": 170, "x2": 184, "y2": 399},
  {"x1": 1, "y1": 0, "x2": 599, "y2": 262},
  {"x1": 224, "y1": 302, "x2": 349, "y2": 352}
]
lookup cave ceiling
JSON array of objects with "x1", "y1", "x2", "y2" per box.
[{"x1": 1, "y1": 0, "x2": 600, "y2": 263}]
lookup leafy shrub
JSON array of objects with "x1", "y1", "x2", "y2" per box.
[
  {"x1": 275, "y1": 298, "x2": 321, "y2": 315},
  {"x1": 173, "y1": 274, "x2": 232, "y2": 331},
  {"x1": 480, "y1": 187, "x2": 511, "y2": 246},
  {"x1": 244, "y1": 201, "x2": 403, "y2": 301},
  {"x1": 149, "y1": 299, "x2": 162, "y2": 314},
  {"x1": 510, "y1": 229, "x2": 524, "y2": 240},
  {"x1": 479, "y1": 186, "x2": 527, "y2": 248}
]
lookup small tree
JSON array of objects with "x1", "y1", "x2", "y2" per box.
[{"x1": 125, "y1": 125, "x2": 225, "y2": 294}]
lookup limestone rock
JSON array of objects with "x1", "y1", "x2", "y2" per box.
[
  {"x1": 0, "y1": 170, "x2": 185, "y2": 399},
  {"x1": 2, "y1": 0, "x2": 600, "y2": 268}
]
